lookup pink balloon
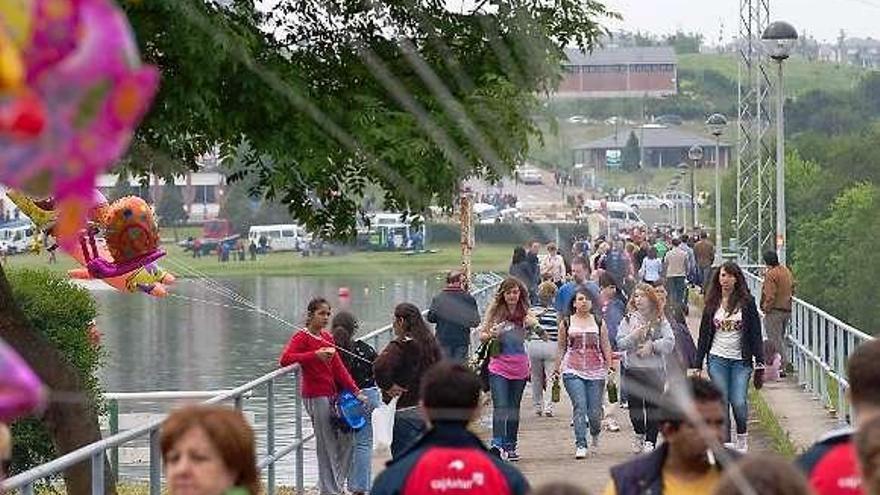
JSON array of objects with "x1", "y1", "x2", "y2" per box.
[{"x1": 0, "y1": 337, "x2": 45, "y2": 422}]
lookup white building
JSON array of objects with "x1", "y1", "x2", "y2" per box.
[{"x1": 96, "y1": 169, "x2": 226, "y2": 223}]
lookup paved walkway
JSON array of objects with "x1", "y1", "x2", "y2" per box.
[{"x1": 371, "y1": 302, "x2": 839, "y2": 492}]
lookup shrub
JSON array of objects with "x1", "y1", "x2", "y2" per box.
[{"x1": 6, "y1": 269, "x2": 104, "y2": 473}]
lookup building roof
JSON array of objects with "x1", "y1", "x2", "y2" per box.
[
  {"x1": 563, "y1": 46, "x2": 676, "y2": 66},
  {"x1": 573, "y1": 125, "x2": 730, "y2": 150}
]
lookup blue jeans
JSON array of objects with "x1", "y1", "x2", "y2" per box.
[
  {"x1": 563, "y1": 375, "x2": 605, "y2": 448},
  {"x1": 441, "y1": 342, "x2": 470, "y2": 362},
  {"x1": 489, "y1": 373, "x2": 527, "y2": 452},
  {"x1": 666, "y1": 276, "x2": 687, "y2": 308},
  {"x1": 391, "y1": 407, "x2": 426, "y2": 459},
  {"x1": 707, "y1": 354, "x2": 753, "y2": 438},
  {"x1": 348, "y1": 387, "x2": 380, "y2": 492}
]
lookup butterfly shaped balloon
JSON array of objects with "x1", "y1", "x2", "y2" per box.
[
  {"x1": 0, "y1": 0, "x2": 159, "y2": 249},
  {"x1": 6, "y1": 189, "x2": 175, "y2": 297}
]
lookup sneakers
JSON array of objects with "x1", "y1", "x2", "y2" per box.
[
  {"x1": 735, "y1": 433, "x2": 749, "y2": 453},
  {"x1": 535, "y1": 406, "x2": 544, "y2": 417},
  {"x1": 575, "y1": 447, "x2": 588, "y2": 459},
  {"x1": 643, "y1": 441, "x2": 655, "y2": 454},
  {"x1": 604, "y1": 417, "x2": 621, "y2": 432},
  {"x1": 544, "y1": 403, "x2": 554, "y2": 417},
  {"x1": 506, "y1": 449, "x2": 521, "y2": 462},
  {"x1": 631, "y1": 434, "x2": 645, "y2": 454},
  {"x1": 489, "y1": 446, "x2": 508, "y2": 461}
]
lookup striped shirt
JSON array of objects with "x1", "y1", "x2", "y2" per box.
[{"x1": 531, "y1": 306, "x2": 559, "y2": 342}]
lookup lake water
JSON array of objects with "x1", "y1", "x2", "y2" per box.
[{"x1": 90, "y1": 274, "x2": 446, "y2": 485}]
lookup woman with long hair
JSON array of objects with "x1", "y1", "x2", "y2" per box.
[
  {"x1": 279, "y1": 298, "x2": 362, "y2": 495},
  {"x1": 654, "y1": 285, "x2": 698, "y2": 382},
  {"x1": 696, "y1": 261, "x2": 764, "y2": 453},
  {"x1": 638, "y1": 247, "x2": 663, "y2": 286},
  {"x1": 330, "y1": 312, "x2": 378, "y2": 495},
  {"x1": 555, "y1": 289, "x2": 612, "y2": 459},
  {"x1": 509, "y1": 246, "x2": 533, "y2": 291},
  {"x1": 374, "y1": 302, "x2": 442, "y2": 459},
  {"x1": 480, "y1": 276, "x2": 531, "y2": 461},
  {"x1": 616, "y1": 283, "x2": 675, "y2": 454}
]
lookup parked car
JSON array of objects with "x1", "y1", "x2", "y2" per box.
[
  {"x1": 516, "y1": 168, "x2": 544, "y2": 185},
  {"x1": 656, "y1": 114, "x2": 683, "y2": 126},
  {"x1": 658, "y1": 191, "x2": 693, "y2": 207},
  {"x1": 623, "y1": 193, "x2": 673, "y2": 210}
]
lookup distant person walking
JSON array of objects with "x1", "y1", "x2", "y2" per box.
[
  {"x1": 693, "y1": 232, "x2": 715, "y2": 292},
  {"x1": 663, "y1": 238, "x2": 689, "y2": 309},
  {"x1": 528, "y1": 281, "x2": 560, "y2": 417},
  {"x1": 480, "y1": 277, "x2": 531, "y2": 461},
  {"x1": 541, "y1": 243, "x2": 568, "y2": 286},
  {"x1": 374, "y1": 303, "x2": 442, "y2": 459},
  {"x1": 696, "y1": 261, "x2": 764, "y2": 453},
  {"x1": 278, "y1": 298, "x2": 364, "y2": 495},
  {"x1": 427, "y1": 270, "x2": 481, "y2": 362},
  {"x1": 761, "y1": 250, "x2": 795, "y2": 373},
  {"x1": 638, "y1": 247, "x2": 663, "y2": 286}
]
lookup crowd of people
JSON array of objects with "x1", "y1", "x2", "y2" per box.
[{"x1": 8, "y1": 224, "x2": 869, "y2": 495}]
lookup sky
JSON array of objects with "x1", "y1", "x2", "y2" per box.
[{"x1": 602, "y1": 0, "x2": 880, "y2": 44}]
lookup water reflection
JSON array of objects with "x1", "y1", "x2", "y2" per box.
[{"x1": 95, "y1": 275, "x2": 442, "y2": 392}]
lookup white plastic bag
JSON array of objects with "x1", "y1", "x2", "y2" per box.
[{"x1": 372, "y1": 395, "x2": 399, "y2": 452}]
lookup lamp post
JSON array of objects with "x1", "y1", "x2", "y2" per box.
[
  {"x1": 706, "y1": 113, "x2": 728, "y2": 265},
  {"x1": 687, "y1": 145, "x2": 703, "y2": 230},
  {"x1": 763, "y1": 21, "x2": 798, "y2": 266}
]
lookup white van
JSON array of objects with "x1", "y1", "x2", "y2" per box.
[
  {"x1": 248, "y1": 224, "x2": 307, "y2": 252},
  {"x1": 0, "y1": 220, "x2": 36, "y2": 254},
  {"x1": 583, "y1": 200, "x2": 646, "y2": 234}
]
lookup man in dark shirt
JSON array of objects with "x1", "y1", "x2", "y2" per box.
[{"x1": 427, "y1": 270, "x2": 481, "y2": 362}]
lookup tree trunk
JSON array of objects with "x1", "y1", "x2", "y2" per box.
[{"x1": 0, "y1": 263, "x2": 115, "y2": 495}]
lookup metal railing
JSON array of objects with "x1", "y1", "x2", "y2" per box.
[
  {"x1": 743, "y1": 269, "x2": 872, "y2": 425},
  {"x1": 1, "y1": 272, "x2": 505, "y2": 495}
]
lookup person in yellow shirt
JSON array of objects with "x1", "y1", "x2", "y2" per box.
[{"x1": 602, "y1": 377, "x2": 740, "y2": 495}]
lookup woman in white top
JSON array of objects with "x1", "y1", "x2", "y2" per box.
[
  {"x1": 638, "y1": 247, "x2": 663, "y2": 286},
  {"x1": 555, "y1": 289, "x2": 611, "y2": 459},
  {"x1": 540, "y1": 243, "x2": 567, "y2": 286},
  {"x1": 696, "y1": 261, "x2": 765, "y2": 453}
]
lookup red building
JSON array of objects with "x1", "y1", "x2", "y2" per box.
[{"x1": 555, "y1": 46, "x2": 678, "y2": 98}]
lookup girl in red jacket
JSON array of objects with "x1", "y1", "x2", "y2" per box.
[{"x1": 279, "y1": 297, "x2": 364, "y2": 495}]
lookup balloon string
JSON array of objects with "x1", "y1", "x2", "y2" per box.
[{"x1": 161, "y1": 258, "x2": 375, "y2": 366}]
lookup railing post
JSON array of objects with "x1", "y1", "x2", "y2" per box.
[
  {"x1": 294, "y1": 368, "x2": 304, "y2": 495},
  {"x1": 811, "y1": 311, "x2": 819, "y2": 397},
  {"x1": 797, "y1": 306, "x2": 806, "y2": 388},
  {"x1": 91, "y1": 451, "x2": 105, "y2": 495},
  {"x1": 837, "y1": 325, "x2": 847, "y2": 425},
  {"x1": 234, "y1": 395, "x2": 244, "y2": 411},
  {"x1": 819, "y1": 318, "x2": 828, "y2": 407},
  {"x1": 149, "y1": 428, "x2": 161, "y2": 495},
  {"x1": 109, "y1": 398, "x2": 119, "y2": 480},
  {"x1": 267, "y1": 378, "x2": 276, "y2": 495}
]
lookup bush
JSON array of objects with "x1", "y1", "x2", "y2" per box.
[{"x1": 6, "y1": 269, "x2": 103, "y2": 473}]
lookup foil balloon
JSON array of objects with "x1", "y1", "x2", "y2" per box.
[
  {"x1": 5, "y1": 190, "x2": 175, "y2": 297},
  {"x1": 0, "y1": 337, "x2": 45, "y2": 422},
  {"x1": 0, "y1": 0, "x2": 159, "y2": 250}
]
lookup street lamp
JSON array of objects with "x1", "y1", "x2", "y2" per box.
[
  {"x1": 706, "y1": 113, "x2": 727, "y2": 264},
  {"x1": 763, "y1": 21, "x2": 798, "y2": 266},
  {"x1": 687, "y1": 145, "x2": 703, "y2": 230}
]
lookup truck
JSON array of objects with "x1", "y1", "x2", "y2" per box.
[{"x1": 178, "y1": 219, "x2": 240, "y2": 256}]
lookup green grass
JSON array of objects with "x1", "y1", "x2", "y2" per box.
[
  {"x1": 1, "y1": 243, "x2": 513, "y2": 278},
  {"x1": 679, "y1": 53, "x2": 867, "y2": 95},
  {"x1": 750, "y1": 386, "x2": 799, "y2": 459}
]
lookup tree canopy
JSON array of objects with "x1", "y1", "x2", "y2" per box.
[{"x1": 121, "y1": 0, "x2": 617, "y2": 239}]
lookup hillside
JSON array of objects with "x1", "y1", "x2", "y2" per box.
[{"x1": 678, "y1": 53, "x2": 868, "y2": 96}]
